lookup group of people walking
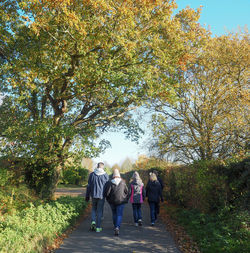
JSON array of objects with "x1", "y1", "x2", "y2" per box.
[{"x1": 85, "y1": 162, "x2": 164, "y2": 236}]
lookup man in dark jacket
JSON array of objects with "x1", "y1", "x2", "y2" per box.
[
  {"x1": 103, "y1": 169, "x2": 128, "y2": 236},
  {"x1": 85, "y1": 162, "x2": 109, "y2": 232}
]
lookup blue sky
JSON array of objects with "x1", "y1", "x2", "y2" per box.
[{"x1": 94, "y1": 0, "x2": 250, "y2": 167}]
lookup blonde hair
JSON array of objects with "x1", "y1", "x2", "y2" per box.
[
  {"x1": 149, "y1": 172, "x2": 157, "y2": 182},
  {"x1": 130, "y1": 171, "x2": 142, "y2": 184}
]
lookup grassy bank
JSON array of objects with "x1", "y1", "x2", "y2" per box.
[
  {"x1": 162, "y1": 204, "x2": 250, "y2": 253},
  {"x1": 0, "y1": 196, "x2": 87, "y2": 253}
]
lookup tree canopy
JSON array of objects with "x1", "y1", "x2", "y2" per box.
[
  {"x1": 0, "y1": 0, "x2": 206, "y2": 197},
  {"x1": 149, "y1": 31, "x2": 250, "y2": 163}
]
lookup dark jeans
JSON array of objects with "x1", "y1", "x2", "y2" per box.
[
  {"x1": 132, "y1": 203, "x2": 142, "y2": 223},
  {"x1": 148, "y1": 201, "x2": 159, "y2": 223},
  {"x1": 91, "y1": 198, "x2": 105, "y2": 228},
  {"x1": 109, "y1": 203, "x2": 125, "y2": 229}
]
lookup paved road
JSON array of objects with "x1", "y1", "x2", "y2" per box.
[
  {"x1": 54, "y1": 188, "x2": 85, "y2": 198},
  {"x1": 56, "y1": 200, "x2": 181, "y2": 253}
]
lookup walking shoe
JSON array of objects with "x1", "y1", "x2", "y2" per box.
[
  {"x1": 96, "y1": 227, "x2": 102, "y2": 233},
  {"x1": 138, "y1": 219, "x2": 142, "y2": 226},
  {"x1": 90, "y1": 221, "x2": 96, "y2": 231},
  {"x1": 151, "y1": 222, "x2": 155, "y2": 226},
  {"x1": 135, "y1": 223, "x2": 138, "y2": 227},
  {"x1": 114, "y1": 227, "x2": 119, "y2": 236}
]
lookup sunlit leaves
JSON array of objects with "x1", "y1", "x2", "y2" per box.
[
  {"x1": 149, "y1": 31, "x2": 250, "y2": 163},
  {"x1": 0, "y1": 0, "x2": 207, "y2": 196}
]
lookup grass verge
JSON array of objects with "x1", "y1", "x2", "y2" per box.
[
  {"x1": 0, "y1": 196, "x2": 88, "y2": 253},
  {"x1": 161, "y1": 204, "x2": 250, "y2": 253}
]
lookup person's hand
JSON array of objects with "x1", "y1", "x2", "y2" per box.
[{"x1": 85, "y1": 196, "x2": 90, "y2": 202}]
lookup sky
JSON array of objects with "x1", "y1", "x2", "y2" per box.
[{"x1": 94, "y1": 0, "x2": 250, "y2": 167}]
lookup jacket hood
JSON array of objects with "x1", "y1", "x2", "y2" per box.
[
  {"x1": 94, "y1": 167, "x2": 106, "y2": 176},
  {"x1": 132, "y1": 178, "x2": 143, "y2": 186},
  {"x1": 111, "y1": 178, "x2": 122, "y2": 185},
  {"x1": 131, "y1": 171, "x2": 143, "y2": 185}
]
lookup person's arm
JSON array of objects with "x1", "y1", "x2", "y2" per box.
[
  {"x1": 124, "y1": 183, "x2": 130, "y2": 202},
  {"x1": 142, "y1": 185, "x2": 146, "y2": 201},
  {"x1": 146, "y1": 182, "x2": 149, "y2": 197},
  {"x1": 159, "y1": 184, "x2": 163, "y2": 202},
  {"x1": 128, "y1": 183, "x2": 132, "y2": 199},
  {"x1": 85, "y1": 173, "x2": 92, "y2": 202},
  {"x1": 105, "y1": 173, "x2": 109, "y2": 182},
  {"x1": 103, "y1": 181, "x2": 111, "y2": 198},
  {"x1": 158, "y1": 177, "x2": 164, "y2": 189}
]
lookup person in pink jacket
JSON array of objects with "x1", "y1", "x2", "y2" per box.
[{"x1": 128, "y1": 171, "x2": 146, "y2": 226}]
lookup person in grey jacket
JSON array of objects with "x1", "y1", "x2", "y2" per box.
[
  {"x1": 85, "y1": 162, "x2": 109, "y2": 232},
  {"x1": 128, "y1": 171, "x2": 146, "y2": 226}
]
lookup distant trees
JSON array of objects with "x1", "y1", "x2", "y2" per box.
[
  {"x1": 149, "y1": 32, "x2": 250, "y2": 163},
  {"x1": 134, "y1": 155, "x2": 171, "y2": 170},
  {"x1": 81, "y1": 158, "x2": 94, "y2": 171},
  {"x1": 112, "y1": 163, "x2": 121, "y2": 171},
  {"x1": 120, "y1": 157, "x2": 133, "y2": 172}
]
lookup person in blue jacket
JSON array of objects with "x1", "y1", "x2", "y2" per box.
[
  {"x1": 146, "y1": 172, "x2": 163, "y2": 226},
  {"x1": 85, "y1": 162, "x2": 109, "y2": 232}
]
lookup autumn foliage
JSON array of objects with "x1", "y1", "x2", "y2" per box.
[{"x1": 0, "y1": 0, "x2": 207, "y2": 198}]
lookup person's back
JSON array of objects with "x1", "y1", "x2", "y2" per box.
[
  {"x1": 104, "y1": 169, "x2": 128, "y2": 236},
  {"x1": 86, "y1": 168, "x2": 109, "y2": 199},
  {"x1": 146, "y1": 173, "x2": 163, "y2": 225},
  {"x1": 130, "y1": 180, "x2": 145, "y2": 204},
  {"x1": 153, "y1": 170, "x2": 164, "y2": 190},
  {"x1": 105, "y1": 177, "x2": 128, "y2": 205},
  {"x1": 146, "y1": 180, "x2": 162, "y2": 203},
  {"x1": 129, "y1": 171, "x2": 145, "y2": 226},
  {"x1": 85, "y1": 162, "x2": 109, "y2": 232}
]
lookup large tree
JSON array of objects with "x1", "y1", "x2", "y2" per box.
[
  {"x1": 0, "y1": 0, "x2": 206, "y2": 197},
  {"x1": 149, "y1": 32, "x2": 250, "y2": 163}
]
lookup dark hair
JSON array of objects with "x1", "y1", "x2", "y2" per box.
[
  {"x1": 153, "y1": 170, "x2": 158, "y2": 176},
  {"x1": 97, "y1": 162, "x2": 104, "y2": 168}
]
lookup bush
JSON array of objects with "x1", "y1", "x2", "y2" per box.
[
  {"x1": 0, "y1": 184, "x2": 41, "y2": 215},
  {"x1": 0, "y1": 168, "x2": 39, "y2": 214},
  {"x1": 0, "y1": 168, "x2": 14, "y2": 187},
  {"x1": 62, "y1": 166, "x2": 88, "y2": 185},
  {"x1": 163, "y1": 157, "x2": 249, "y2": 212},
  {"x1": 218, "y1": 157, "x2": 250, "y2": 209},
  {"x1": 0, "y1": 196, "x2": 87, "y2": 253}
]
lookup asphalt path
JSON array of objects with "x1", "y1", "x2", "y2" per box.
[{"x1": 55, "y1": 199, "x2": 181, "y2": 253}]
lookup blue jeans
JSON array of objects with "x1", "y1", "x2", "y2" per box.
[
  {"x1": 149, "y1": 201, "x2": 159, "y2": 223},
  {"x1": 132, "y1": 203, "x2": 142, "y2": 223},
  {"x1": 109, "y1": 203, "x2": 125, "y2": 229},
  {"x1": 91, "y1": 198, "x2": 105, "y2": 228}
]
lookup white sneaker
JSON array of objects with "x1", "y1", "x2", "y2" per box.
[{"x1": 138, "y1": 219, "x2": 142, "y2": 226}]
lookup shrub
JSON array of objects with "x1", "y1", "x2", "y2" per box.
[
  {"x1": 218, "y1": 157, "x2": 250, "y2": 209},
  {"x1": 62, "y1": 166, "x2": 88, "y2": 185},
  {"x1": 0, "y1": 196, "x2": 87, "y2": 253},
  {"x1": 0, "y1": 168, "x2": 14, "y2": 187},
  {"x1": 163, "y1": 158, "x2": 249, "y2": 212}
]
